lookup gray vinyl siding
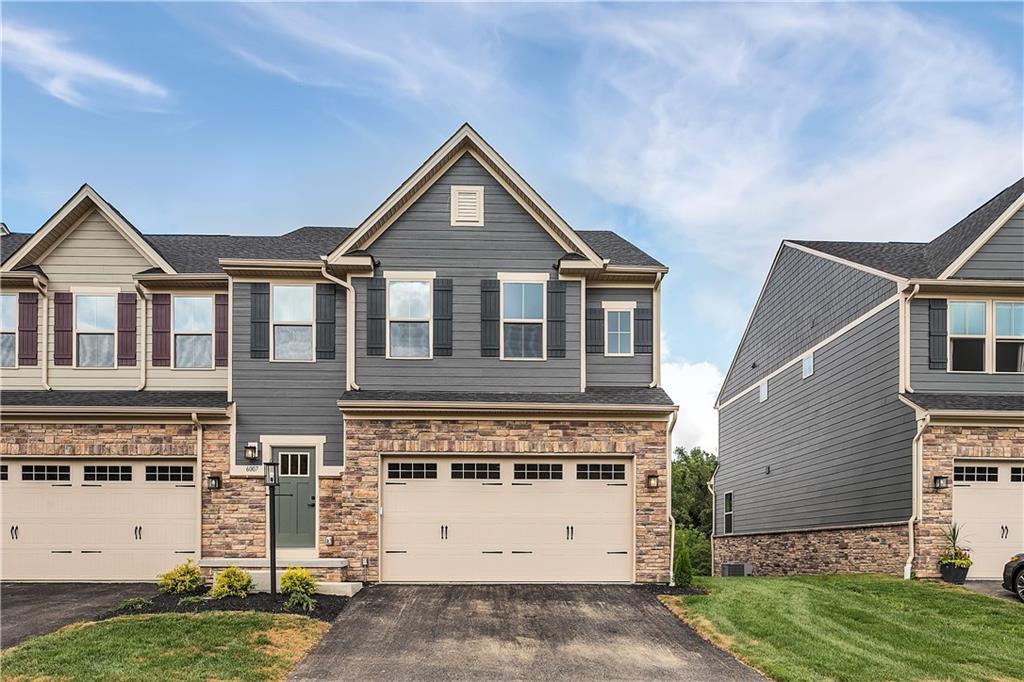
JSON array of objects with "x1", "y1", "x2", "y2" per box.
[
  {"x1": 908, "y1": 298, "x2": 1024, "y2": 394},
  {"x1": 586, "y1": 288, "x2": 653, "y2": 387},
  {"x1": 354, "y1": 153, "x2": 581, "y2": 392},
  {"x1": 953, "y1": 207, "x2": 1024, "y2": 280},
  {"x1": 719, "y1": 245, "x2": 897, "y2": 402},
  {"x1": 232, "y1": 282, "x2": 347, "y2": 466},
  {"x1": 715, "y1": 302, "x2": 915, "y2": 535}
]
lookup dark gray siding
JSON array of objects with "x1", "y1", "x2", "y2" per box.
[
  {"x1": 233, "y1": 282, "x2": 347, "y2": 466},
  {"x1": 354, "y1": 153, "x2": 581, "y2": 392},
  {"x1": 586, "y1": 288, "x2": 653, "y2": 387},
  {"x1": 953, "y1": 207, "x2": 1024, "y2": 280},
  {"x1": 719, "y1": 245, "x2": 897, "y2": 403},
  {"x1": 715, "y1": 302, "x2": 915, "y2": 535},
  {"x1": 908, "y1": 298, "x2": 1024, "y2": 394}
]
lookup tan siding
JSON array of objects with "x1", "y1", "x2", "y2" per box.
[{"x1": 145, "y1": 290, "x2": 228, "y2": 390}]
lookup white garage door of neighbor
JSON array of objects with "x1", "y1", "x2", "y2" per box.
[
  {"x1": 381, "y1": 457, "x2": 633, "y2": 583},
  {"x1": 1, "y1": 459, "x2": 199, "y2": 581},
  {"x1": 952, "y1": 460, "x2": 1024, "y2": 580}
]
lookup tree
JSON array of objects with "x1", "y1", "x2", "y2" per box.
[{"x1": 671, "y1": 446, "x2": 717, "y2": 536}]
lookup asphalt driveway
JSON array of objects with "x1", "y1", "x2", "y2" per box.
[
  {"x1": 1, "y1": 582, "x2": 156, "y2": 648},
  {"x1": 289, "y1": 585, "x2": 763, "y2": 681}
]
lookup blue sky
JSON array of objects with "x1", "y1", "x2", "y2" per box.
[{"x1": 3, "y1": 2, "x2": 1022, "y2": 448}]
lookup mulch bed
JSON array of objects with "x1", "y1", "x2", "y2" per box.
[
  {"x1": 101, "y1": 590, "x2": 349, "y2": 623},
  {"x1": 637, "y1": 583, "x2": 708, "y2": 596}
]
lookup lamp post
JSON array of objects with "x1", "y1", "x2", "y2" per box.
[{"x1": 264, "y1": 461, "x2": 280, "y2": 596}]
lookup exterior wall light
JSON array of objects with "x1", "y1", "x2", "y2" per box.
[
  {"x1": 207, "y1": 473, "x2": 222, "y2": 491},
  {"x1": 244, "y1": 443, "x2": 259, "y2": 461},
  {"x1": 646, "y1": 474, "x2": 659, "y2": 490},
  {"x1": 933, "y1": 475, "x2": 949, "y2": 490}
]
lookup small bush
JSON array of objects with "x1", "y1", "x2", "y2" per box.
[
  {"x1": 673, "y1": 537, "x2": 694, "y2": 587},
  {"x1": 177, "y1": 594, "x2": 207, "y2": 607},
  {"x1": 285, "y1": 591, "x2": 317, "y2": 613},
  {"x1": 157, "y1": 560, "x2": 204, "y2": 595},
  {"x1": 117, "y1": 597, "x2": 152, "y2": 611},
  {"x1": 675, "y1": 527, "x2": 712, "y2": 576},
  {"x1": 281, "y1": 566, "x2": 317, "y2": 597},
  {"x1": 209, "y1": 566, "x2": 253, "y2": 599}
]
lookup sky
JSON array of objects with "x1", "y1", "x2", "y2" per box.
[{"x1": 3, "y1": 2, "x2": 1022, "y2": 451}]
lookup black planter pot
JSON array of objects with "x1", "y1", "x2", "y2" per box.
[{"x1": 939, "y1": 564, "x2": 969, "y2": 584}]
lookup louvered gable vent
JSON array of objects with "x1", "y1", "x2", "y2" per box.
[{"x1": 450, "y1": 185, "x2": 484, "y2": 226}]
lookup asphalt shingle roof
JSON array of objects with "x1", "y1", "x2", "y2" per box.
[
  {"x1": 0, "y1": 233, "x2": 31, "y2": 264},
  {"x1": 0, "y1": 390, "x2": 229, "y2": 409},
  {"x1": 577, "y1": 230, "x2": 664, "y2": 268},
  {"x1": 338, "y1": 386, "x2": 676, "y2": 406},
  {"x1": 903, "y1": 393, "x2": 1024, "y2": 412}
]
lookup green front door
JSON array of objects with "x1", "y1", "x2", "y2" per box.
[{"x1": 273, "y1": 447, "x2": 316, "y2": 548}]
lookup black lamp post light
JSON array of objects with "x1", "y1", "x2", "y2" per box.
[{"x1": 264, "y1": 461, "x2": 280, "y2": 596}]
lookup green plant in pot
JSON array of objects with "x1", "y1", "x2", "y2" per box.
[{"x1": 937, "y1": 523, "x2": 972, "y2": 584}]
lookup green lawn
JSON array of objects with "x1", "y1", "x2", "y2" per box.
[
  {"x1": 663, "y1": 575, "x2": 1023, "y2": 682},
  {"x1": 1, "y1": 612, "x2": 328, "y2": 681}
]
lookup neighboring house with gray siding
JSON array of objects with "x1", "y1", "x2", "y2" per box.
[
  {"x1": 713, "y1": 177, "x2": 1024, "y2": 582},
  {"x1": 0, "y1": 124, "x2": 677, "y2": 587}
]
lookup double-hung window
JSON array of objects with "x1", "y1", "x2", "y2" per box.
[
  {"x1": 603, "y1": 301, "x2": 634, "y2": 356},
  {"x1": 272, "y1": 285, "x2": 314, "y2": 361},
  {"x1": 76, "y1": 294, "x2": 116, "y2": 367},
  {"x1": 0, "y1": 294, "x2": 16, "y2": 368},
  {"x1": 173, "y1": 296, "x2": 214, "y2": 368},
  {"x1": 995, "y1": 302, "x2": 1024, "y2": 373},
  {"x1": 724, "y1": 492, "x2": 734, "y2": 534},
  {"x1": 501, "y1": 277, "x2": 545, "y2": 360},
  {"x1": 949, "y1": 301, "x2": 986, "y2": 372},
  {"x1": 387, "y1": 276, "x2": 432, "y2": 359}
]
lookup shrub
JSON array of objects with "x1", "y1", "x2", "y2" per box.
[
  {"x1": 285, "y1": 591, "x2": 317, "y2": 613},
  {"x1": 675, "y1": 527, "x2": 712, "y2": 576},
  {"x1": 117, "y1": 597, "x2": 152, "y2": 611},
  {"x1": 673, "y1": 536, "x2": 693, "y2": 587},
  {"x1": 177, "y1": 595, "x2": 207, "y2": 608},
  {"x1": 209, "y1": 566, "x2": 253, "y2": 599},
  {"x1": 157, "y1": 560, "x2": 204, "y2": 595},
  {"x1": 280, "y1": 566, "x2": 317, "y2": 598}
]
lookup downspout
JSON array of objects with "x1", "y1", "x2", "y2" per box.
[
  {"x1": 135, "y1": 282, "x2": 149, "y2": 391},
  {"x1": 667, "y1": 410, "x2": 678, "y2": 585},
  {"x1": 905, "y1": 412, "x2": 930, "y2": 579},
  {"x1": 904, "y1": 284, "x2": 920, "y2": 394},
  {"x1": 33, "y1": 277, "x2": 51, "y2": 390},
  {"x1": 191, "y1": 411, "x2": 204, "y2": 460},
  {"x1": 320, "y1": 262, "x2": 359, "y2": 390},
  {"x1": 650, "y1": 272, "x2": 663, "y2": 388},
  {"x1": 579, "y1": 276, "x2": 587, "y2": 392}
]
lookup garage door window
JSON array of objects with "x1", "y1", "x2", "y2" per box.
[
  {"x1": 953, "y1": 466, "x2": 998, "y2": 482},
  {"x1": 0, "y1": 465, "x2": 7, "y2": 481},
  {"x1": 451, "y1": 462, "x2": 500, "y2": 480},
  {"x1": 513, "y1": 463, "x2": 562, "y2": 480},
  {"x1": 22, "y1": 464, "x2": 70, "y2": 481},
  {"x1": 145, "y1": 465, "x2": 194, "y2": 482},
  {"x1": 387, "y1": 462, "x2": 437, "y2": 479},
  {"x1": 577, "y1": 463, "x2": 625, "y2": 480},
  {"x1": 1012, "y1": 467, "x2": 1023, "y2": 483},
  {"x1": 84, "y1": 465, "x2": 132, "y2": 482}
]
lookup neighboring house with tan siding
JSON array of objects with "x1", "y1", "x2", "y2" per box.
[
  {"x1": 713, "y1": 178, "x2": 1024, "y2": 580},
  {"x1": 0, "y1": 124, "x2": 677, "y2": 589}
]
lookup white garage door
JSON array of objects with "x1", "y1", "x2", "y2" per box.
[
  {"x1": 381, "y1": 457, "x2": 633, "y2": 583},
  {"x1": 953, "y1": 460, "x2": 1024, "y2": 579},
  {"x1": 1, "y1": 459, "x2": 199, "y2": 581}
]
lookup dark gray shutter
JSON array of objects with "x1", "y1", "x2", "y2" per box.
[
  {"x1": 17, "y1": 292, "x2": 38, "y2": 366},
  {"x1": 53, "y1": 292, "x2": 73, "y2": 366},
  {"x1": 481, "y1": 279, "x2": 500, "y2": 357},
  {"x1": 152, "y1": 294, "x2": 171, "y2": 367},
  {"x1": 635, "y1": 308, "x2": 653, "y2": 354},
  {"x1": 250, "y1": 283, "x2": 270, "y2": 360},
  {"x1": 366, "y1": 277, "x2": 386, "y2": 356},
  {"x1": 928, "y1": 298, "x2": 948, "y2": 370},
  {"x1": 586, "y1": 307, "x2": 604, "y2": 354},
  {"x1": 316, "y1": 283, "x2": 336, "y2": 360},
  {"x1": 117, "y1": 292, "x2": 137, "y2": 367},
  {"x1": 547, "y1": 281, "x2": 566, "y2": 358},
  {"x1": 214, "y1": 294, "x2": 229, "y2": 367},
  {"x1": 433, "y1": 278, "x2": 453, "y2": 357}
]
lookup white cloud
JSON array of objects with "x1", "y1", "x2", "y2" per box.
[
  {"x1": 661, "y1": 359, "x2": 723, "y2": 453},
  {"x1": 1, "y1": 22, "x2": 168, "y2": 109}
]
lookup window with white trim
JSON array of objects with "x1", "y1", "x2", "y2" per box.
[
  {"x1": 173, "y1": 296, "x2": 214, "y2": 368},
  {"x1": 279, "y1": 451, "x2": 310, "y2": 477},
  {"x1": 76, "y1": 294, "x2": 116, "y2": 367},
  {"x1": 802, "y1": 353, "x2": 814, "y2": 378},
  {"x1": 758, "y1": 380, "x2": 768, "y2": 403},
  {"x1": 995, "y1": 302, "x2": 1024, "y2": 373},
  {"x1": 604, "y1": 302, "x2": 634, "y2": 357},
  {"x1": 387, "y1": 279, "x2": 431, "y2": 358},
  {"x1": 450, "y1": 185, "x2": 484, "y2": 226},
  {"x1": 724, "y1": 492, "x2": 734, "y2": 534},
  {"x1": 272, "y1": 285, "x2": 314, "y2": 361},
  {"x1": 1011, "y1": 467, "x2": 1023, "y2": 483},
  {"x1": 502, "y1": 280, "x2": 545, "y2": 359},
  {"x1": 0, "y1": 294, "x2": 16, "y2": 368},
  {"x1": 949, "y1": 301, "x2": 986, "y2": 372}
]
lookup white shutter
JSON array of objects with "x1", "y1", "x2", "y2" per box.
[{"x1": 450, "y1": 186, "x2": 484, "y2": 226}]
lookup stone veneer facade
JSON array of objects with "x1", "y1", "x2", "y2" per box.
[
  {"x1": 0, "y1": 422, "x2": 202, "y2": 457},
  {"x1": 914, "y1": 424, "x2": 1024, "y2": 578}
]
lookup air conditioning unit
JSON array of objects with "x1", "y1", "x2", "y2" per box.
[{"x1": 721, "y1": 561, "x2": 753, "y2": 577}]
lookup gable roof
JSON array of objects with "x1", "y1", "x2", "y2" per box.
[
  {"x1": 791, "y1": 177, "x2": 1024, "y2": 279},
  {"x1": 326, "y1": 123, "x2": 605, "y2": 267},
  {"x1": 576, "y1": 231, "x2": 665, "y2": 268}
]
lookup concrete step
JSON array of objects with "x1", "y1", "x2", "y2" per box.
[{"x1": 242, "y1": 569, "x2": 362, "y2": 597}]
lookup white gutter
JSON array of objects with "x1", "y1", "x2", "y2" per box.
[
  {"x1": 321, "y1": 262, "x2": 359, "y2": 390},
  {"x1": 135, "y1": 282, "x2": 149, "y2": 391},
  {"x1": 667, "y1": 410, "x2": 678, "y2": 585},
  {"x1": 32, "y1": 277, "x2": 51, "y2": 390},
  {"x1": 707, "y1": 466, "x2": 717, "y2": 574},
  {"x1": 905, "y1": 412, "x2": 930, "y2": 579},
  {"x1": 191, "y1": 411, "x2": 204, "y2": 458},
  {"x1": 650, "y1": 271, "x2": 663, "y2": 388}
]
